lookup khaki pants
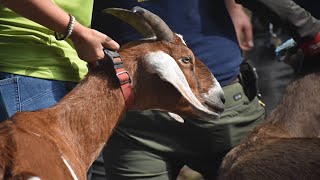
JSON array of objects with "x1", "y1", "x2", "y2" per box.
[{"x1": 103, "y1": 82, "x2": 265, "y2": 180}]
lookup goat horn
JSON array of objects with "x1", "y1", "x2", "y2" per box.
[
  {"x1": 132, "y1": 6, "x2": 174, "y2": 42},
  {"x1": 103, "y1": 8, "x2": 155, "y2": 38}
]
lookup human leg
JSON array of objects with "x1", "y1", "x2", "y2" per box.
[
  {"x1": 181, "y1": 82, "x2": 264, "y2": 180},
  {"x1": 216, "y1": 82, "x2": 265, "y2": 147},
  {"x1": 103, "y1": 82, "x2": 265, "y2": 180},
  {"x1": 103, "y1": 109, "x2": 228, "y2": 180},
  {"x1": 103, "y1": 131, "x2": 184, "y2": 180},
  {"x1": 0, "y1": 72, "x2": 76, "y2": 122},
  {"x1": 0, "y1": 93, "x2": 8, "y2": 121}
]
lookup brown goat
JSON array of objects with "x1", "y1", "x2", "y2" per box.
[
  {"x1": 218, "y1": 58, "x2": 320, "y2": 179},
  {"x1": 0, "y1": 7, "x2": 225, "y2": 180}
]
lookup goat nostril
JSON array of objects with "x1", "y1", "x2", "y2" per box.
[{"x1": 221, "y1": 95, "x2": 226, "y2": 104}]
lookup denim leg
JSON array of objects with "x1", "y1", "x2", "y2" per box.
[
  {"x1": 0, "y1": 92, "x2": 9, "y2": 121},
  {"x1": 0, "y1": 72, "x2": 76, "y2": 121}
]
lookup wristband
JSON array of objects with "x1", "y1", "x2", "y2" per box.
[{"x1": 54, "y1": 14, "x2": 76, "y2": 41}]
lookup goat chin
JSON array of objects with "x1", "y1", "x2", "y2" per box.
[
  {"x1": 155, "y1": 108, "x2": 218, "y2": 123},
  {"x1": 191, "y1": 106, "x2": 220, "y2": 122}
]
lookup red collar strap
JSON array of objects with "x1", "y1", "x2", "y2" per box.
[{"x1": 104, "y1": 49, "x2": 134, "y2": 108}]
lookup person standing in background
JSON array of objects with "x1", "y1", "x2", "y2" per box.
[
  {"x1": 237, "y1": 0, "x2": 320, "y2": 57},
  {"x1": 239, "y1": 0, "x2": 320, "y2": 115}
]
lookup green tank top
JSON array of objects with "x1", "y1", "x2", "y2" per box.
[{"x1": 0, "y1": 0, "x2": 94, "y2": 82}]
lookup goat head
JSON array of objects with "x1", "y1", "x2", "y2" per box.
[{"x1": 104, "y1": 6, "x2": 225, "y2": 121}]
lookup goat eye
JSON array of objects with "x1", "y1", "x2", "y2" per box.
[{"x1": 181, "y1": 56, "x2": 193, "y2": 64}]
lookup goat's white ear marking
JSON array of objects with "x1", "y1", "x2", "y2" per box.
[{"x1": 143, "y1": 51, "x2": 219, "y2": 120}]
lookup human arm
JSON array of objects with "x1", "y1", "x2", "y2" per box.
[
  {"x1": 236, "y1": 0, "x2": 320, "y2": 57},
  {"x1": 225, "y1": 0, "x2": 254, "y2": 51},
  {"x1": 0, "y1": 0, "x2": 120, "y2": 63},
  {"x1": 235, "y1": 0, "x2": 320, "y2": 42}
]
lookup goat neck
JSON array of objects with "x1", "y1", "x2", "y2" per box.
[
  {"x1": 13, "y1": 61, "x2": 129, "y2": 174},
  {"x1": 58, "y1": 61, "x2": 128, "y2": 164}
]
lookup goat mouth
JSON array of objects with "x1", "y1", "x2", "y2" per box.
[
  {"x1": 194, "y1": 108, "x2": 220, "y2": 121},
  {"x1": 203, "y1": 101, "x2": 225, "y2": 114},
  {"x1": 190, "y1": 103, "x2": 221, "y2": 122}
]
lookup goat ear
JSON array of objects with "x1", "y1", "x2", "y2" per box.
[
  {"x1": 103, "y1": 8, "x2": 155, "y2": 38},
  {"x1": 143, "y1": 51, "x2": 219, "y2": 121}
]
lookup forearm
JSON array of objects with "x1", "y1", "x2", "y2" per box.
[
  {"x1": 1, "y1": 0, "x2": 84, "y2": 38},
  {"x1": 225, "y1": 0, "x2": 254, "y2": 51},
  {"x1": 1, "y1": 0, "x2": 120, "y2": 62},
  {"x1": 225, "y1": 0, "x2": 249, "y2": 30},
  {"x1": 225, "y1": 0, "x2": 244, "y2": 16},
  {"x1": 236, "y1": 0, "x2": 320, "y2": 42}
]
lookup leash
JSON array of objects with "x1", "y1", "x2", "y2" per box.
[{"x1": 104, "y1": 49, "x2": 134, "y2": 108}]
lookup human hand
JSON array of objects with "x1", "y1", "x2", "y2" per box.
[
  {"x1": 70, "y1": 22, "x2": 120, "y2": 64},
  {"x1": 225, "y1": 0, "x2": 254, "y2": 51},
  {"x1": 277, "y1": 37, "x2": 320, "y2": 73},
  {"x1": 1, "y1": 0, "x2": 120, "y2": 61},
  {"x1": 299, "y1": 32, "x2": 320, "y2": 57},
  {"x1": 230, "y1": 9, "x2": 254, "y2": 51}
]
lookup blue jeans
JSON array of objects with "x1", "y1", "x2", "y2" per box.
[{"x1": 0, "y1": 72, "x2": 77, "y2": 122}]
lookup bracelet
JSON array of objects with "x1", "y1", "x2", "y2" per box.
[{"x1": 54, "y1": 14, "x2": 76, "y2": 41}]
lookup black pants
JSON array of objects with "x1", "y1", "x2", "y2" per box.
[{"x1": 237, "y1": 0, "x2": 320, "y2": 42}]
